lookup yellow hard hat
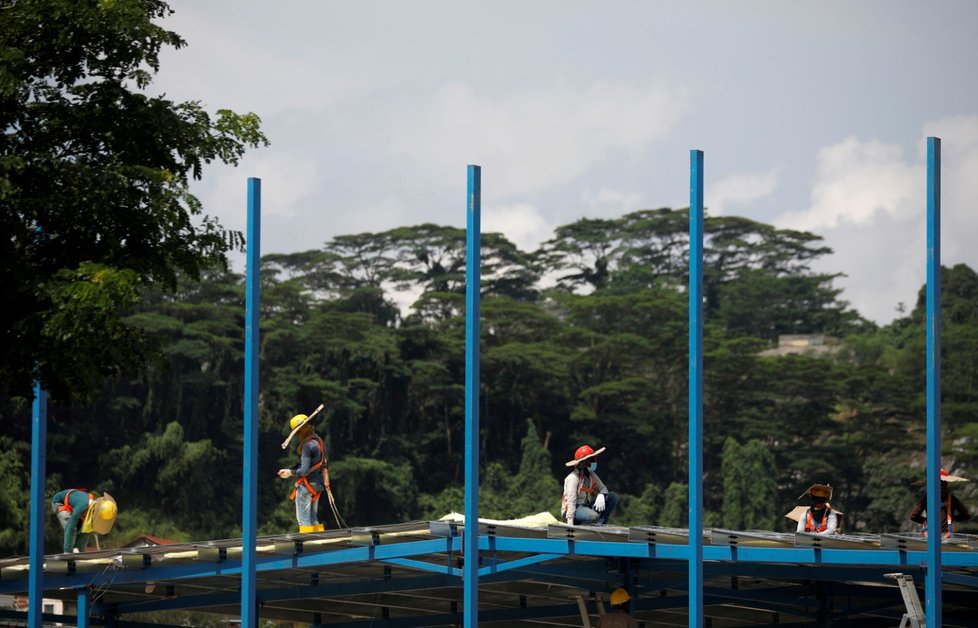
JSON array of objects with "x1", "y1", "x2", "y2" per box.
[
  {"x1": 290, "y1": 414, "x2": 309, "y2": 430},
  {"x1": 91, "y1": 493, "x2": 118, "y2": 535},
  {"x1": 101, "y1": 500, "x2": 117, "y2": 520},
  {"x1": 610, "y1": 587, "x2": 630, "y2": 606}
]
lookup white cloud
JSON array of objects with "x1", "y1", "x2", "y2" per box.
[
  {"x1": 335, "y1": 197, "x2": 415, "y2": 236},
  {"x1": 190, "y1": 152, "x2": 322, "y2": 271},
  {"x1": 776, "y1": 116, "x2": 978, "y2": 324},
  {"x1": 779, "y1": 137, "x2": 920, "y2": 232},
  {"x1": 580, "y1": 187, "x2": 644, "y2": 215},
  {"x1": 482, "y1": 202, "x2": 554, "y2": 253},
  {"x1": 709, "y1": 168, "x2": 779, "y2": 215},
  {"x1": 155, "y1": 6, "x2": 362, "y2": 116},
  {"x1": 381, "y1": 81, "x2": 690, "y2": 198},
  {"x1": 203, "y1": 153, "x2": 319, "y2": 223}
]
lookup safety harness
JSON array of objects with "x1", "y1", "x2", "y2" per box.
[
  {"x1": 57, "y1": 489, "x2": 94, "y2": 515},
  {"x1": 289, "y1": 434, "x2": 328, "y2": 501}
]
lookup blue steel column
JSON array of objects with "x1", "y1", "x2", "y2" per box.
[
  {"x1": 687, "y1": 149, "x2": 704, "y2": 628},
  {"x1": 924, "y1": 137, "x2": 941, "y2": 628},
  {"x1": 242, "y1": 177, "x2": 261, "y2": 627},
  {"x1": 463, "y1": 165, "x2": 482, "y2": 627},
  {"x1": 77, "y1": 587, "x2": 90, "y2": 628},
  {"x1": 28, "y1": 381, "x2": 48, "y2": 628}
]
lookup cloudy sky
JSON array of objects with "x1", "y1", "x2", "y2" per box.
[{"x1": 152, "y1": 1, "x2": 977, "y2": 325}]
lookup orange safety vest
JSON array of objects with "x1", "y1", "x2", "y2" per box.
[
  {"x1": 804, "y1": 506, "x2": 832, "y2": 533},
  {"x1": 57, "y1": 489, "x2": 94, "y2": 516},
  {"x1": 289, "y1": 435, "x2": 328, "y2": 501}
]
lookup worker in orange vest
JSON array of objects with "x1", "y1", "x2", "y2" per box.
[
  {"x1": 51, "y1": 489, "x2": 117, "y2": 554},
  {"x1": 278, "y1": 413, "x2": 328, "y2": 533},
  {"x1": 795, "y1": 483, "x2": 838, "y2": 536}
]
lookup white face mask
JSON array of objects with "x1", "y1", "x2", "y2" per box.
[{"x1": 587, "y1": 462, "x2": 597, "y2": 472}]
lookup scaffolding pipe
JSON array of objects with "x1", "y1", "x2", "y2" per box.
[
  {"x1": 924, "y1": 137, "x2": 942, "y2": 628},
  {"x1": 28, "y1": 381, "x2": 47, "y2": 628},
  {"x1": 242, "y1": 177, "x2": 262, "y2": 627},
  {"x1": 688, "y1": 149, "x2": 705, "y2": 627},
  {"x1": 464, "y1": 165, "x2": 482, "y2": 627}
]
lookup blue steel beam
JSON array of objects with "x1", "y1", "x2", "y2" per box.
[
  {"x1": 924, "y1": 136, "x2": 941, "y2": 628},
  {"x1": 1, "y1": 537, "x2": 462, "y2": 594},
  {"x1": 382, "y1": 557, "x2": 460, "y2": 576},
  {"x1": 688, "y1": 149, "x2": 705, "y2": 628},
  {"x1": 463, "y1": 164, "x2": 481, "y2": 628},
  {"x1": 242, "y1": 176, "x2": 261, "y2": 627},
  {"x1": 28, "y1": 381, "x2": 47, "y2": 628},
  {"x1": 3, "y1": 535, "x2": 975, "y2": 599},
  {"x1": 479, "y1": 536, "x2": 978, "y2": 567},
  {"x1": 478, "y1": 553, "x2": 562, "y2": 577}
]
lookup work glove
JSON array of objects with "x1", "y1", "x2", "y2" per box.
[
  {"x1": 594, "y1": 493, "x2": 606, "y2": 512},
  {"x1": 277, "y1": 468, "x2": 294, "y2": 478},
  {"x1": 72, "y1": 548, "x2": 80, "y2": 554}
]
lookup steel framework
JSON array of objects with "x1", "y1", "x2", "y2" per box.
[{"x1": 15, "y1": 142, "x2": 963, "y2": 627}]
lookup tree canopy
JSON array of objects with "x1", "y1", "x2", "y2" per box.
[
  {"x1": 4, "y1": 206, "x2": 976, "y2": 556},
  {"x1": 0, "y1": 0, "x2": 268, "y2": 402}
]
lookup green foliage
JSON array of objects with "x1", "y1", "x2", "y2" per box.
[
  {"x1": 0, "y1": 0, "x2": 267, "y2": 403},
  {"x1": 101, "y1": 422, "x2": 231, "y2": 538},
  {"x1": 721, "y1": 438, "x2": 778, "y2": 530},
  {"x1": 0, "y1": 437, "x2": 30, "y2": 553},
  {"x1": 614, "y1": 482, "x2": 663, "y2": 527},
  {"x1": 659, "y1": 482, "x2": 688, "y2": 528},
  {"x1": 4, "y1": 194, "x2": 978, "y2": 554},
  {"x1": 328, "y1": 457, "x2": 419, "y2": 526},
  {"x1": 418, "y1": 420, "x2": 560, "y2": 520}
]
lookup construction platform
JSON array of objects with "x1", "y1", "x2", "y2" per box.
[{"x1": 2, "y1": 519, "x2": 977, "y2": 627}]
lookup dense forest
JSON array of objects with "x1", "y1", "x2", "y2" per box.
[{"x1": 2, "y1": 207, "x2": 977, "y2": 555}]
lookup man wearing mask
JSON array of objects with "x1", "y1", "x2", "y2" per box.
[
  {"x1": 560, "y1": 444, "x2": 618, "y2": 526},
  {"x1": 796, "y1": 483, "x2": 838, "y2": 536}
]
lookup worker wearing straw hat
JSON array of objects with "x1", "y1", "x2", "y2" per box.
[
  {"x1": 560, "y1": 444, "x2": 618, "y2": 526},
  {"x1": 51, "y1": 489, "x2": 118, "y2": 554},
  {"x1": 794, "y1": 483, "x2": 840, "y2": 536},
  {"x1": 909, "y1": 468, "x2": 971, "y2": 538}
]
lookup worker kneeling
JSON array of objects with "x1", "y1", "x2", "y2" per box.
[{"x1": 560, "y1": 445, "x2": 618, "y2": 526}]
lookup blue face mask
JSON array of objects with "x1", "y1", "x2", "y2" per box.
[{"x1": 587, "y1": 462, "x2": 597, "y2": 472}]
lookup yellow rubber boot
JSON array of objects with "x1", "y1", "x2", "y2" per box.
[
  {"x1": 313, "y1": 523, "x2": 325, "y2": 532},
  {"x1": 299, "y1": 525, "x2": 316, "y2": 534}
]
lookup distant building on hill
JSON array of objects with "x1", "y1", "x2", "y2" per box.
[{"x1": 758, "y1": 334, "x2": 839, "y2": 357}]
